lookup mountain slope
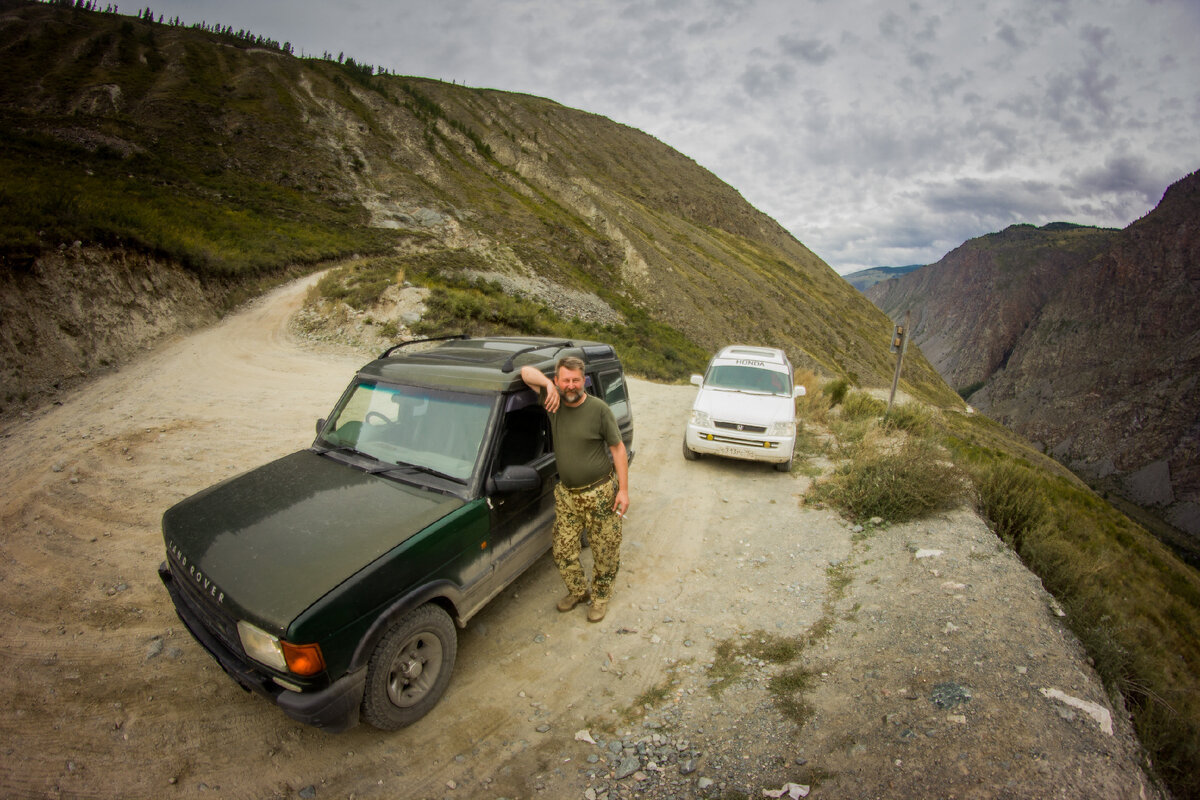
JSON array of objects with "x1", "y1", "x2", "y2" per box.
[
  {"x1": 867, "y1": 175, "x2": 1200, "y2": 546},
  {"x1": 842, "y1": 263, "x2": 922, "y2": 292},
  {"x1": 866, "y1": 223, "x2": 1117, "y2": 391},
  {"x1": 0, "y1": 0, "x2": 959, "y2": 414}
]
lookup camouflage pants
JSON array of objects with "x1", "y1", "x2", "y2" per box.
[{"x1": 553, "y1": 473, "x2": 623, "y2": 601}]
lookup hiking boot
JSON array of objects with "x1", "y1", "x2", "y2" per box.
[
  {"x1": 586, "y1": 598, "x2": 608, "y2": 623},
  {"x1": 556, "y1": 592, "x2": 589, "y2": 612}
]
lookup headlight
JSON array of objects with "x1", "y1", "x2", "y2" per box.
[
  {"x1": 770, "y1": 420, "x2": 796, "y2": 436},
  {"x1": 690, "y1": 410, "x2": 712, "y2": 427},
  {"x1": 237, "y1": 620, "x2": 287, "y2": 670},
  {"x1": 237, "y1": 621, "x2": 326, "y2": 676}
]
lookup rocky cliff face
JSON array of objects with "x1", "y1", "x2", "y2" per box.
[
  {"x1": 867, "y1": 171, "x2": 1200, "y2": 547},
  {"x1": 866, "y1": 224, "x2": 1117, "y2": 391}
]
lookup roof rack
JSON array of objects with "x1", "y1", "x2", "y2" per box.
[
  {"x1": 501, "y1": 340, "x2": 575, "y2": 372},
  {"x1": 378, "y1": 333, "x2": 468, "y2": 359}
]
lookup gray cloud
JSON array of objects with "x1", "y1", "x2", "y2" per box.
[
  {"x1": 996, "y1": 22, "x2": 1023, "y2": 50},
  {"x1": 778, "y1": 34, "x2": 835, "y2": 65},
  {"x1": 147, "y1": 0, "x2": 1200, "y2": 273},
  {"x1": 1068, "y1": 154, "x2": 1165, "y2": 198}
]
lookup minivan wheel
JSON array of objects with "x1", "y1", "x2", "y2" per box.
[
  {"x1": 361, "y1": 604, "x2": 457, "y2": 730},
  {"x1": 682, "y1": 439, "x2": 699, "y2": 461},
  {"x1": 774, "y1": 457, "x2": 793, "y2": 472}
]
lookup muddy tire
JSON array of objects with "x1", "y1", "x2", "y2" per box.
[{"x1": 361, "y1": 604, "x2": 457, "y2": 730}]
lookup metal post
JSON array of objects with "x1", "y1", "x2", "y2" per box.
[{"x1": 887, "y1": 310, "x2": 910, "y2": 414}]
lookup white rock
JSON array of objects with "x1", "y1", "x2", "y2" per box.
[{"x1": 1039, "y1": 688, "x2": 1113, "y2": 735}]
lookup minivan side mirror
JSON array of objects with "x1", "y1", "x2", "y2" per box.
[
  {"x1": 793, "y1": 386, "x2": 806, "y2": 398},
  {"x1": 690, "y1": 374, "x2": 703, "y2": 387}
]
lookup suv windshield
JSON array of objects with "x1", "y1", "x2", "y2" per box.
[
  {"x1": 704, "y1": 365, "x2": 791, "y2": 396},
  {"x1": 318, "y1": 382, "x2": 493, "y2": 481}
]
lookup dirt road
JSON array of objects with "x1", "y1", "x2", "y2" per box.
[{"x1": 0, "y1": 275, "x2": 1157, "y2": 799}]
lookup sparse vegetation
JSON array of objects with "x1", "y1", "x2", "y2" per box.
[
  {"x1": 707, "y1": 560, "x2": 855, "y2": 727},
  {"x1": 807, "y1": 396, "x2": 1200, "y2": 798},
  {"x1": 823, "y1": 378, "x2": 850, "y2": 407},
  {"x1": 956, "y1": 442, "x2": 1200, "y2": 798},
  {"x1": 308, "y1": 249, "x2": 710, "y2": 381},
  {"x1": 812, "y1": 433, "x2": 964, "y2": 524}
]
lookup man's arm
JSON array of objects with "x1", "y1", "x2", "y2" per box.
[
  {"x1": 519, "y1": 365, "x2": 560, "y2": 413},
  {"x1": 609, "y1": 440, "x2": 629, "y2": 516}
]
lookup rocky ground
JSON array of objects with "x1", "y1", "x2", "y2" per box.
[{"x1": 0, "y1": 274, "x2": 1160, "y2": 799}]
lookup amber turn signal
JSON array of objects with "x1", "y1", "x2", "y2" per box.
[{"x1": 282, "y1": 641, "x2": 326, "y2": 676}]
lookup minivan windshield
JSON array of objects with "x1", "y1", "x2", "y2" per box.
[
  {"x1": 704, "y1": 364, "x2": 791, "y2": 396},
  {"x1": 318, "y1": 382, "x2": 493, "y2": 481}
]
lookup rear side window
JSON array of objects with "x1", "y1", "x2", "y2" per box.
[{"x1": 597, "y1": 370, "x2": 630, "y2": 420}]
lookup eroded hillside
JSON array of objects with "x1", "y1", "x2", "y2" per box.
[{"x1": 0, "y1": 0, "x2": 959, "y2": 416}]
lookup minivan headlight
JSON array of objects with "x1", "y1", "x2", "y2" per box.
[
  {"x1": 770, "y1": 420, "x2": 796, "y2": 436},
  {"x1": 690, "y1": 410, "x2": 713, "y2": 427}
]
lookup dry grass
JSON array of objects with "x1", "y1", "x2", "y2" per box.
[{"x1": 803, "y1": 397, "x2": 1200, "y2": 798}]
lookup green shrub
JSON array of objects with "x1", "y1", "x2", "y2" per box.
[
  {"x1": 839, "y1": 391, "x2": 886, "y2": 422},
  {"x1": 884, "y1": 402, "x2": 937, "y2": 436},
  {"x1": 813, "y1": 436, "x2": 964, "y2": 523},
  {"x1": 967, "y1": 459, "x2": 1048, "y2": 546},
  {"x1": 823, "y1": 378, "x2": 850, "y2": 406},
  {"x1": 315, "y1": 258, "x2": 396, "y2": 309}
]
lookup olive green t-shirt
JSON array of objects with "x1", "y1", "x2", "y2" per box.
[{"x1": 547, "y1": 394, "x2": 621, "y2": 489}]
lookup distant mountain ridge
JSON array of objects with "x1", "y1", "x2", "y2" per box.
[
  {"x1": 842, "y1": 264, "x2": 923, "y2": 292},
  {"x1": 866, "y1": 175, "x2": 1200, "y2": 551}
]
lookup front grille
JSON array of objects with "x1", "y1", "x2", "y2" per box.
[
  {"x1": 171, "y1": 560, "x2": 243, "y2": 656},
  {"x1": 705, "y1": 433, "x2": 777, "y2": 448},
  {"x1": 714, "y1": 420, "x2": 767, "y2": 434}
]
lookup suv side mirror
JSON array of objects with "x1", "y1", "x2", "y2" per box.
[
  {"x1": 793, "y1": 386, "x2": 806, "y2": 398},
  {"x1": 487, "y1": 465, "x2": 541, "y2": 494},
  {"x1": 690, "y1": 374, "x2": 703, "y2": 387},
  {"x1": 316, "y1": 418, "x2": 326, "y2": 435}
]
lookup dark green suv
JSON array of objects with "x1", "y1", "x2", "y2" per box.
[{"x1": 158, "y1": 335, "x2": 634, "y2": 731}]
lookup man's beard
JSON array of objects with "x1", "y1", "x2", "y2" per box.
[{"x1": 562, "y1": 389, "x2": 583, "y2": 404}]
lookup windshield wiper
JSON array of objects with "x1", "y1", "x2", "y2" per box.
[
  {"x1": 385, "y1": 461, "x2": 462, "y2": 483},
  {"x1": 316, "y1": 444, "x2": 461, "y2": 483},
  {"x1": 312, "y1": 443, "x2": 362, "y2": 458},
  {"x1": 709, "y1": 385, "x2": 770, "y2": 395},
  {"x1": 314, "y1": 444, "x2": 388, "y2": 470}
]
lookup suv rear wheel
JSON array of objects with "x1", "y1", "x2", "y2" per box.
[{"x1": 362, "y1": 604, "x2": 457, "y2": 730}]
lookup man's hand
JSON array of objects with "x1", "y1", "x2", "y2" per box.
[
  {"x1": 520, "y1": 365, "x2": 560, "y2": 412},
  {"x1": 610, "y1": 441, "x2": 629, "y2": 517},
  {"x1": 542, "y1": 382, "x2": 560, "y2": 413},
  {"x1": 612, "y1": 488, "x2": 629, "y2": 517}
]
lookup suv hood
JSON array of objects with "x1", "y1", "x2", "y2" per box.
[
  {"x1": 162, "y1": 450, "x2": 463, "y2": 631},
  {"x1": 694, "y1": 387, "x2": 794, "y2": 425}
]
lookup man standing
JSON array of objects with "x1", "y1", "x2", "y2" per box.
[{"x1": 520, "y1": 357, "x2": 629, "y2": 622}]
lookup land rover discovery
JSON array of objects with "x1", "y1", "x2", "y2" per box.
[{"x1": 158, "y1": 335, "x2": 634, "y2": 731}]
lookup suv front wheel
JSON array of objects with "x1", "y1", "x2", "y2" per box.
[{"x1": 361, "y1": 603, "x2": 457, "y2": 730}]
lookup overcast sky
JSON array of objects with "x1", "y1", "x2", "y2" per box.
[{"x1": 146, "y1": 0, "x2": 1199, "y2": 274}]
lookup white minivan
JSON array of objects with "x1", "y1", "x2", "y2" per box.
[{"x1": 682, "y1": 345, "x2": 805, "y2": 472}]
